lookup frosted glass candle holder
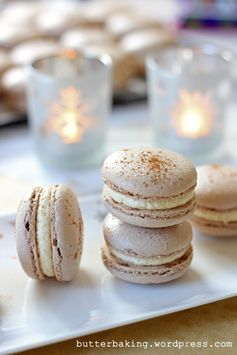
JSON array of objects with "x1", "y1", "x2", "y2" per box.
[
  {"x1": 146, "y1": 44, "x2": 234, "y2": 163},
  {"x1": 27, "y1": 49, "x2": 112, "y2": 169}
]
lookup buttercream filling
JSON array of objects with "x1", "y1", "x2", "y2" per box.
[
  {"x1": 36, "y1": 187, "x2": 54, "y2": 277},
  {"x1": 195, "y1": 207, "x2": 237, "y2": 224},
  {"x1": 109, "y1": 246, "x2": 189, "y2": 266},
  {"x1": 104, "y1": 185, "x2": 194, "y2": 210}
]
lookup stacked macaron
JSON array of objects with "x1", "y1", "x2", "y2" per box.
[{"x1": 101, "y1": 148, "x2": 197, "y2": 284}]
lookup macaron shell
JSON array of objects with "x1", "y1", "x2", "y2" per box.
[
  {"x1": 50, "y1": 185, "x2": 83, "y2": 281},
  {"x1": 102, "y1": 148, "x2": 197, "y2": 198},
  {"x1": 103, "y1": 193, "x2": 196, "y2": 228},
  {"x1": 196, "y1": 164, "x2": 237, "y2": 210},
  {"x1": 101, "y1": 246, "x2": 193, "y2": 284},
  {"x1": 15, "y1": 187, "x2": 45, "y2": 280},
  {"x1": 192, "y1": 216, "x2": 237, "y2": 237},
  {"x1": 104, "y1": 213, "x2": 192, "y2": 257}
]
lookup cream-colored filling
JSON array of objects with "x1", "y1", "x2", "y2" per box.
[
  {"x1": 36, "y1": 187, "x2": 54, "y2": 277},
  {"x1": 104, "y1": 185, "x2": 194, "y2": 210},
  {"x1": 110, "y1": 246, "x2": 188, "y2": 266},
  {"x1": 195, "y1": 207, "x2": 237, "y2": 223}
]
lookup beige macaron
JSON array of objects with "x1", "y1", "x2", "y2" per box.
[
  {"x1": 80, "y1": 2, "x2": 131, "y2": 26},
  {"x1": 9, "y1": 39, "x2": 59, "y2": 66},
  {"x1": 35, "y1": 6, "x2": 84, "y2": 37},
  {"x1": 102, "y1": 148, "x2": 197, "y2": 228},
  {"x1": 192, "y1": 164, "x2": 237, "y2": 237},
  {"x1": 118, "y1": 28, "x2": 175, "y2": 75},
  {"x1": 0, "y1": 23, "x2": 42, "y2": 49},
  {"x1": 102, "y1": 214, "x2": 193, "y2": 284},
  {"x1": 105, "y1": 13, "x2": 161, "y2": 39},
  {"x1": 15, "y1": 184, "x2": 83, "y2": 281},
  {"x1": 1, "y1": 66, "x2": 27, "y2": 112},
  {"x1": 0, "y1": 2, "x2": 40, "y2": 27},
  {"x1": 60, "y1": 28, "x2": 114, "y2": 50},
  {"x1": 119, "y1": 28, "x2": 175, "y2": 55},
  {"x1": 0, "y1": 50, "x2": 10, "y2": 74}
]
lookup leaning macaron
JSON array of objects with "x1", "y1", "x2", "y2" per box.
[
  {"x1": 15, "y1": 184, "x2": 83, "y2": 281},
  {"x1": 192, "y1": 164, "x2": 237, "y2": 237},
  {"x1": 102, "y1": 214, "x2": 193, "y2": 284},
  {"x1": 102, "y1": 148, "x2": 197, "y2": 228}
]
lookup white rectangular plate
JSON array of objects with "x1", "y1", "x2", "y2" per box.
[{"x1": 1, "y1": 195, "x2": 237, "y2": 354}]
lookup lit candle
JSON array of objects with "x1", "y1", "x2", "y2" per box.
[
  {"x1": 172, "y1": 90, "x2": 214, "y2": 139},
  {"x1": 43, "y1": 86, "x2": 92, "y2": 144}
]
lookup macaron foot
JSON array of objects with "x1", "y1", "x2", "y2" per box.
[{"x1": 101, "y1": 246, "x2": 193, "y2": 284}]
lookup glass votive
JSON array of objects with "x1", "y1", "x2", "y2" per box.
[
  {"x1": 27, "y1": 49, "x2": 112, "y2": 169},
  {"x1": 146, "y1": 44, "x2": 234, "y2": 163}
]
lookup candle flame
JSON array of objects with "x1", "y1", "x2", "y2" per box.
[
  {"x1": 44, "y1": 87, "x2": 92, "y2": 144},
  {"x1": 172, "y1": 90, "x2": 214, "y2": 139},
  {"x1": 60, "y1": 48, "x2": 77, "y2": 59}
]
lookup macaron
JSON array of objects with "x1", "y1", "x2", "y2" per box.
[
  {"x1": 119, "y1": 28, "x2": 175, "y2": 76},
  {"x1": 60, "y1": 28, "x2": 114, "y2": 50},
  {"x1": 102, "y1": 148, "x2": 197, "y2": 228},
  {"x1": 0, "y1": 50, "x2": 9, "y2": 74},
  {"x1": 0, "y1": 2, "x2": 40, "y2": 27},
  {"x1": 0, "y1": 23, "x2": 42, "y2": 49},
  {"x1": 119, "y1": 28, "x2": 175, "y2": 55},
  {"x1": 1, "y1": 66, "x2": 27, "y2": 112},
  {"x1": 10, "y1": 39, "x2": 59, "y2": 66},
  {"x1": 192, "y1": 164, "x2": 237, "y2": 237},
  {"x1": 15, "y1": 184, "x2": 83, "y2": 281},
  {"x1": 102, "y1": 214, "x2": 193, "y2": 284},
  {"x1": 35, "y1": 6, "x2": 83, "y2": 37},
  {"x1": 81, "y1": 2, "x2": 131, "y2": 26},
  {"x1": 105, "y1": 13, "x2": 160, "y2": 39}
]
